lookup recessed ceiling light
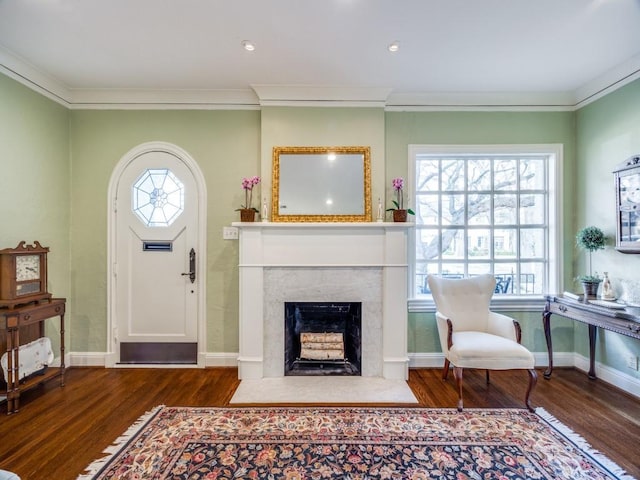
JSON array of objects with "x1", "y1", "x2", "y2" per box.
[
  {"x1": 242, "y1": 40, "x2": 255, "y2": 52},
  {"x1": 388, "y1": 42, "x2": 399, "y2": 53}
]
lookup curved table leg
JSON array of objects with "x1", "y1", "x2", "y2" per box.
[
  {"x1": 588, "y1": 324, "x2": 597, "y2": 380},
  {"x1": 543, "y1": 311, "x2": 553, "y2": 379}
]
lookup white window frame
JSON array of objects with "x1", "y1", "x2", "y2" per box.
[{"x1": 407, "y1": 144, "x2": 563, "y2": 313}]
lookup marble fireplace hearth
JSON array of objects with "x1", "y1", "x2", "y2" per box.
[
  {"x1": 232, "y1": 223, "x2": 413, "y2": 391},
  {"x1": 229, "y1": 376, "x2": 418, "y2": 404}
]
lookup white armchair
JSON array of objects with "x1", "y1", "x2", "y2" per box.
[{"x1": 427, "y1": 274, "x2": 537, "y2": 411}]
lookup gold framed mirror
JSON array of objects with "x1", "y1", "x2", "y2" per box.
[{"x1": 271, "y1": 146, "x2": 372, "y2": 222}]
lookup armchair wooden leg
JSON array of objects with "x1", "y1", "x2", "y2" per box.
[
  {"x1": 453, "y1": 366, "x2": 464, "y2": 411},
  {"x1": 442, "y1": 358, "x2": 451, "y2": 380},
  {"x1": 525, "y1": 368, "x2": 538, "y2": 412}
]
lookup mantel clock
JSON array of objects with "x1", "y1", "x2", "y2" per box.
[{"x1": 0, "y1": 241, "x2": 52, "y2": 308}]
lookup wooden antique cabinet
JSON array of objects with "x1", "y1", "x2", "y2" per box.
[
  {"x1": 0, "y1": 298, "x2": 66, "y2": 414},
  {"x1": 613, "y1": 154, "x2": 640, "y2": 253}
]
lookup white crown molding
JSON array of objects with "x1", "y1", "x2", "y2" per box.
[
  {"x1": 574, "y1": 52, "x2": 640, "y2": 109},
  {"x1": 69, "y1": 88, "x2": 260, "y2": 110},
  {"x1": 251, "y1": 84, "x2": 393, "y2": 107},
  {"x1": 385, "y1": 91, "x2": 576, "y2": 112},
  {"x1": 2, "y1": 44, "x2": 640, "y2": 111},
  {"x1": 0, "y1": 45, "x2": 71, "y2": 107}
]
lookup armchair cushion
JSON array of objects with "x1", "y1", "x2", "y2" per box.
[{"x1": 448, "y1": 331, "x2": 535, "y2": 370}]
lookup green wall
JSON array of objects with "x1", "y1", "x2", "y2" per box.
[
  {"x1": 2, "y1": 68, "x2": 639, "y2": 382},
  {"x1": 576, "y1": 79, "x2": 640, "y2": 378},
  {"x1": 69, "y1": 109, "x2": 260, "y2": 353},
  {"x1": 386, "y1": 111, "x2": 577, "y2": 354},
  {"x1": 0, "y1": 74, "x2": 70, "y2": 345},
  {"x1": 260, "y1": 107, "x2": 386, "y2": 209}
]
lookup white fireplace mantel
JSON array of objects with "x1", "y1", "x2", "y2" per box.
[{"x1": 232, "y1": 222, "x2": 412, "y2": 381}]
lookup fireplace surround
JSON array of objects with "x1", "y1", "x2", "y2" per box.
[{"x1": 233, "y1": 222, "x2": 411, "y2": 381}]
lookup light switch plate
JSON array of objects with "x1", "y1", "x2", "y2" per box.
[{"x1": 223, "y1": 226, "x2": 239, "y2": 240}]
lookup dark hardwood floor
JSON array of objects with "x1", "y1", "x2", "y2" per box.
[{"x1": 1, "y1": 367, "x2": 639, "y2": 479}]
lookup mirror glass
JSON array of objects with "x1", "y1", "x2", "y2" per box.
[{"x1": 272, "y1": 146, "x2": 371, "y2": 222}]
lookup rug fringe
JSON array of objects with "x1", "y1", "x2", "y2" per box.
[
  {"x1": 535, "y1": 407, "x2": 636, "y2": 480},
  {"x1": 76, "y1": 404, "x2": 165, "y2": 480}
]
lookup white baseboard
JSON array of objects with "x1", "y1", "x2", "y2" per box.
[
  {"x1": 574, "y1": 353, "x2": 640, "y2": 398},
  {"x1": 408, "y1": 351, "x2": 576, "y2": 369},
  {"x1": 204, "y1": 352, "x2": 238, "y2": 367},
  {"x1": 68, "y1": 352, "x2": 108, "y2": 367},
  {"x1": 68, "y1": 351, "x2": 640, "y2": 399},
  {"x1": 407, "y1": 352, "x2": 444, "y2": 368},
  {"x1": 68, "y1": 352, "x2": 239, "y2": 368},
  {"x1": 408, "y1": 351, "x2": 640, "y2": 399}
]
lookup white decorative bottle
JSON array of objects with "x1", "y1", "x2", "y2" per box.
[
  {"x1": 601, "y1": 272, "x2": 615, "y2": 300},
  {"x1": 262, "y1": 198, "x2": 269, "y2": 222},
  {"x1": 376, "y1": 197, "x2": 384, "y2": 222}
]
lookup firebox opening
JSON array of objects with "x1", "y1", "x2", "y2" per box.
[{"x1": 284, "y1": 302, "x2": 362, "y2": 376}]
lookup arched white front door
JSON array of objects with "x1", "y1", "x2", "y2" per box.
[{"x1": 106, "y1": 142, "x2": 206, "y2": 367}]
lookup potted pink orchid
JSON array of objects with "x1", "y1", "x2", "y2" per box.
[
  {"x1": 236, "y1": 176, "x2": 260, "y2": 222},
  {"x1": 386, "y1": 177, "x2": 414, "y2": 222}
]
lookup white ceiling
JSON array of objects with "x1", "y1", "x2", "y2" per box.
[{"x1": 1, "y1": 0, "x2": 640, "y2": 108}]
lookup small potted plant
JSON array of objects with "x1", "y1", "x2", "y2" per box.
[
  {"x1": 386, "y1": 177, "x2": 415, "y2": 222},
  {"x1": 236, "y1": 176, "x2": 260, "y2": 222},
  {"x1": 575, "y1": 226, "x2": 606, "y2": 297}
]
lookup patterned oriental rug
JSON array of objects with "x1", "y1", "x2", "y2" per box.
[{"x1": 78, "y1": 406, "x2": 635, "y2": 480}]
